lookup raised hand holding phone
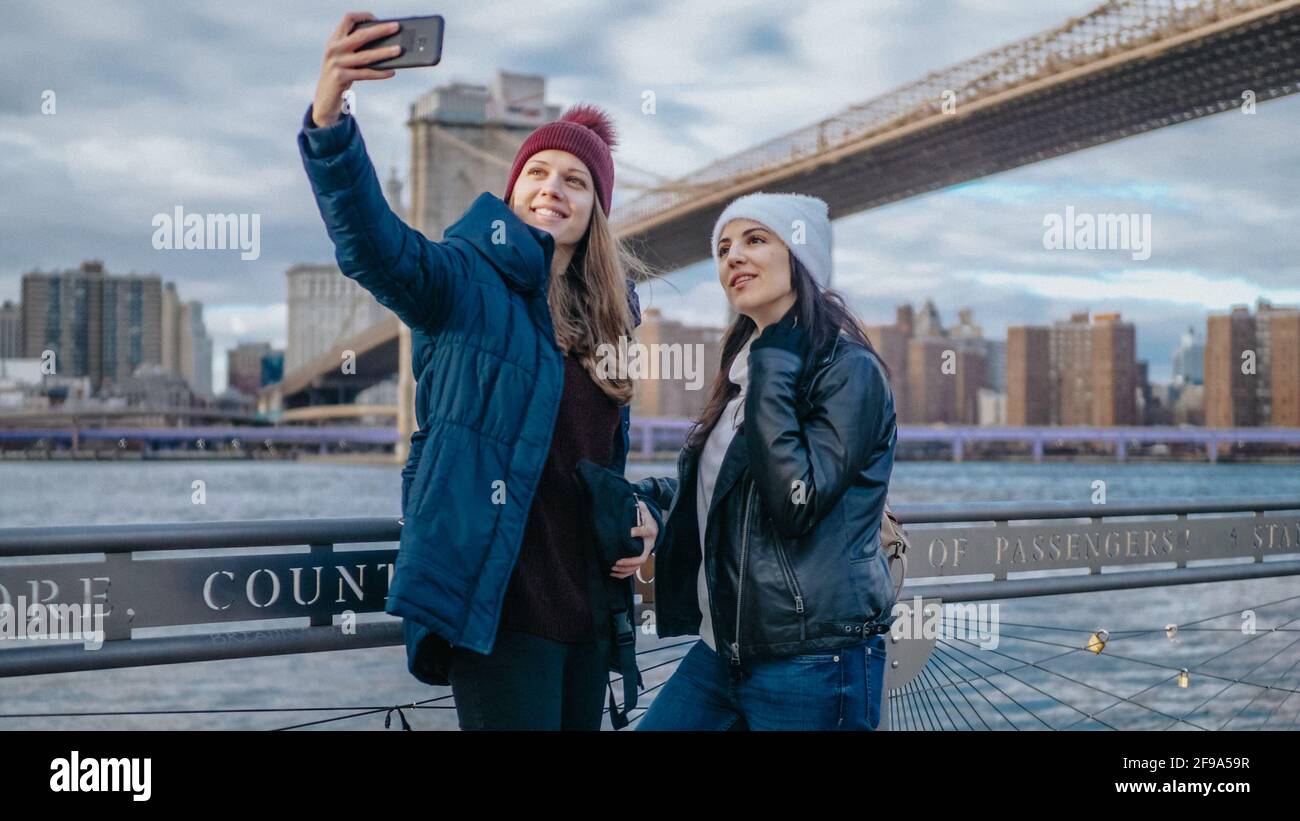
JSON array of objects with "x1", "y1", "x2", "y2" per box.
[
  {"x1": 353, "y1": 15, "x2": 445, "y2": 70},
  {"x1": 311, "y1": 12, "x2": 402, "y2": 128}
]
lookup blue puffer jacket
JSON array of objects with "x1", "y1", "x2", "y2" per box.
[{"x1": 297, "y1": 105, "x2": 646, "y2": 685}]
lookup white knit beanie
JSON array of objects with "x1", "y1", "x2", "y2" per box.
[{"x1": 710, "y1": 193, "x2": 833, "y2": 288}]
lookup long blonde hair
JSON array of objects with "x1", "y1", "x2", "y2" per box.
[{"x1": 548, "y1": 203, "x2": 656, "y2": 405}]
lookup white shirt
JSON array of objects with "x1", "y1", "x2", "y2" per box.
[{"x1": 694, "y1": 332, "x2": 755, "y2": 651}]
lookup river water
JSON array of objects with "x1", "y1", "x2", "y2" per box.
[{"x1": 2, "y1": 460, "x2": 1299, "y2": 730}]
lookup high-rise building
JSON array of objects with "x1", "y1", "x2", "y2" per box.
[
  {"x1": 949, "y1": 307, "x2": 999, "y2": 416},
  {"x1": 101, "y1": 274, "x2": 163, "y2": 386},
  {"x1": 1090, "y1": 312, "x2": 1137, "y2": 426},
  {"x1": 1135, "y1": 359, "x2": 1153, "y2": 425},
  {"x1": 954, "y1": 347, "x2": 987, "y2": 425},
  {"x1": 874, "y1": 301, "x2": 996, "y2": 425},
  {"x1": 862, "y1": 321, "x2": 909, "y2": 423},
  {"x1": 1050, "y1": 311, "x2": 1093, "y2": 426},
  {"x1": 1172, "y1": 383, "x2": 1206, "y2": 426},
  {"x1": 228, "y1": 341, "x2": 272, "y2": 397},
  {"x1": 1269, "y1": 311, "x2": 1300, "y2": 427},
  {"x1": 22, "y1": 260, "x2": 105, "y2": 385},
  {"x1": 894, "y1": 304, "x2": 915, "y2": 338},
  {"x1": 1015, "y1": 311, "x2": 1137, "y2": 427},
  {"x1": 1171, "y1": 325, "x2": 1204, "y2": 387},
  {"x1": 284, "y1": 263, "x2": 396, "y2": 374},
  {"x1": 982, "y1": 339, "x2": 1008, "y2": 393},
  {"x1": 179, "y1": 301, "x2": 212, "y2": 399},
  {"x1": 1006, "y1": 326, "x2": 1051, "y2": 425},
  {"x1": 20, "y1": 260, "x2": 162, "y2": 392},
  {"x1": 1252, "y1": 298, "x2": 1300, "y2": 425},
  {"x1": 1205, "y1": 305, "x2": 1261, "y2": 427},
  {"x1": 159, "y1": 281, "x2": 212, "y2": 398},
  {"x1": 628, "y1": 308, "x2": 724, "y2": 420},
  {"x1": 407, "y1": 70, "x2": 562, "y2": 243},
  {"x1": 0, "y1": 300, "x2": 21, "y2": 359},
  {"x1": 907, "y1": 337, "x2": 956, "y2": 424},
  {"x1": 912, "y1": 299, "x2": 945, "y2": 340},
  {"x1": 161, "y1": 282, "x2": 181, "y2": 373},
  {"x1": 1204, "y1": 300, "x2": 1300, "y2": 428}
]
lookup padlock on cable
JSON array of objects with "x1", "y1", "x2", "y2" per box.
[{"x1": 1086, "y1": 628, "x2": 1109, "y2": 654}]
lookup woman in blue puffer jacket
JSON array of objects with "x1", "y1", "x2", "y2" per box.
[{"x1": 298, "y1": 12, "x2": 660, "y2": 730}]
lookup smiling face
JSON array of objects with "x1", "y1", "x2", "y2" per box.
[
  {"x1": 508, "y1": 149, "x2": 596, "y2": 249},
  {"x1": 716, "y1": 218, "x2": 798, "y2": 330}
]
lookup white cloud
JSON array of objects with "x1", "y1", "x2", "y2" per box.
[
  {"x1": 205, "y1": 303, "x2": 287, "y2": 340},
  {"x1": 955, "y1": 269, "x2": 1300, "y2": 310}
]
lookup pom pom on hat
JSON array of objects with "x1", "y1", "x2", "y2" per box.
[{"x1": 558, "y1": 103, "x2": 618, "y2": 149}]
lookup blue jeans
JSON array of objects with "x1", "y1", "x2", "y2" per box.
[{"x1": 636, "y1": 633, "x2": 888, "y2": 731}]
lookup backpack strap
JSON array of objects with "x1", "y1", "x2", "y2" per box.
[
  {"x1": 596, "y1": 573, "x2": 642, "y2": 730},
  {"x1": 881, "y1": 501, "x2": 909, "y2": 601}
]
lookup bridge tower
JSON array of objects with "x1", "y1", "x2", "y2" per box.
[{"x1": 394, "y1": 71, "x2": 563, "y2": 463}]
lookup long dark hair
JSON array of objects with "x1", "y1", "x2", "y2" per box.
[{"x1": 684, "y1": 251, "x2": 893, "y2": 456}]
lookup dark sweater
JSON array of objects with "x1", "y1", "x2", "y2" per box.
[{"x1": 497, "y1": 355, "x2": 621, "y2": 642}]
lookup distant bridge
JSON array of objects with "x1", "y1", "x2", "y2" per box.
[
  {"x1": 0, "y1": 407, "x2": 265, "y2": 427},
  {"x1": 0, "y1": 426, "x2": 395, "y2": 449},
  {"x1": 266, "y1": 315, "x2": 401, "y2": 412},
  {"x1": 5, "y1": 421, "x2": 1300, "y2": 462},
  {"x1": 611, "y1": 0, "x2": 1300, "y2": 271},
  {"x1": 896, "y1": 424, "x2": 1300, "y2": 462}
]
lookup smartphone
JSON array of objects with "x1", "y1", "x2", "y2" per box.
[{"x1": 353, "y1": 15, "x2": 444, "y2": 70}]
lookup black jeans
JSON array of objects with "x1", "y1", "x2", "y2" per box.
[{"x1": 448, "y1": 630, "x2": 611, "y2": 730}]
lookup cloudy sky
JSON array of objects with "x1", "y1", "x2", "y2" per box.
[{"x1": 2, "y1": 0, "x2": 1297, "y2": 391}]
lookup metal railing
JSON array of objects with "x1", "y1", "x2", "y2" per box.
[{"x1": 3, "y1": 496, "x2": 1300, "y2": 729}]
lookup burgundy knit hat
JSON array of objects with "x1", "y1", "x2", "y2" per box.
[{"x1": 504, "y1": 103, "x2": 617, "y2": 216}]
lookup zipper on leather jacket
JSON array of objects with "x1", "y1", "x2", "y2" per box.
[
  {"x1": 772, "y1": 529, "x2": 807, "y2": 640},
  {"x1": 732, "y1": 481, "x2": 756, "y2": 668}
]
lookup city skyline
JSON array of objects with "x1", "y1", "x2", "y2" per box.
[
  {"x1": 0, "y1": 254, "x2": 1284, "y2": 402},
  {"x1": 2, "y1": 0, "x2": 1299, "y2": 391},
  {"x1": 7, "y1": 258, "x2": 1288, "y2": 431}
]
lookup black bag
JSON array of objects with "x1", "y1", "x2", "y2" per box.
[
  {"x1": 573, "y1": 458, "x2": 646, "y2": 729},
  {"x1": 574, "y1": 459, "x2": 646, "y2": 570}
]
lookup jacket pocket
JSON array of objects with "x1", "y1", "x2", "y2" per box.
[{"x1": 848, "y1": 547, "x2": 895, "y2": 626}]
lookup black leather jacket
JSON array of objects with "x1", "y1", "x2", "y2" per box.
[{"x1": 635, "y1": 332, "x2": 898, "y2": 668}]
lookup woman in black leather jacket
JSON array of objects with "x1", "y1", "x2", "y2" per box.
[{"x1": 634, "y1": 193, "x2": 899, "y2": 731}]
